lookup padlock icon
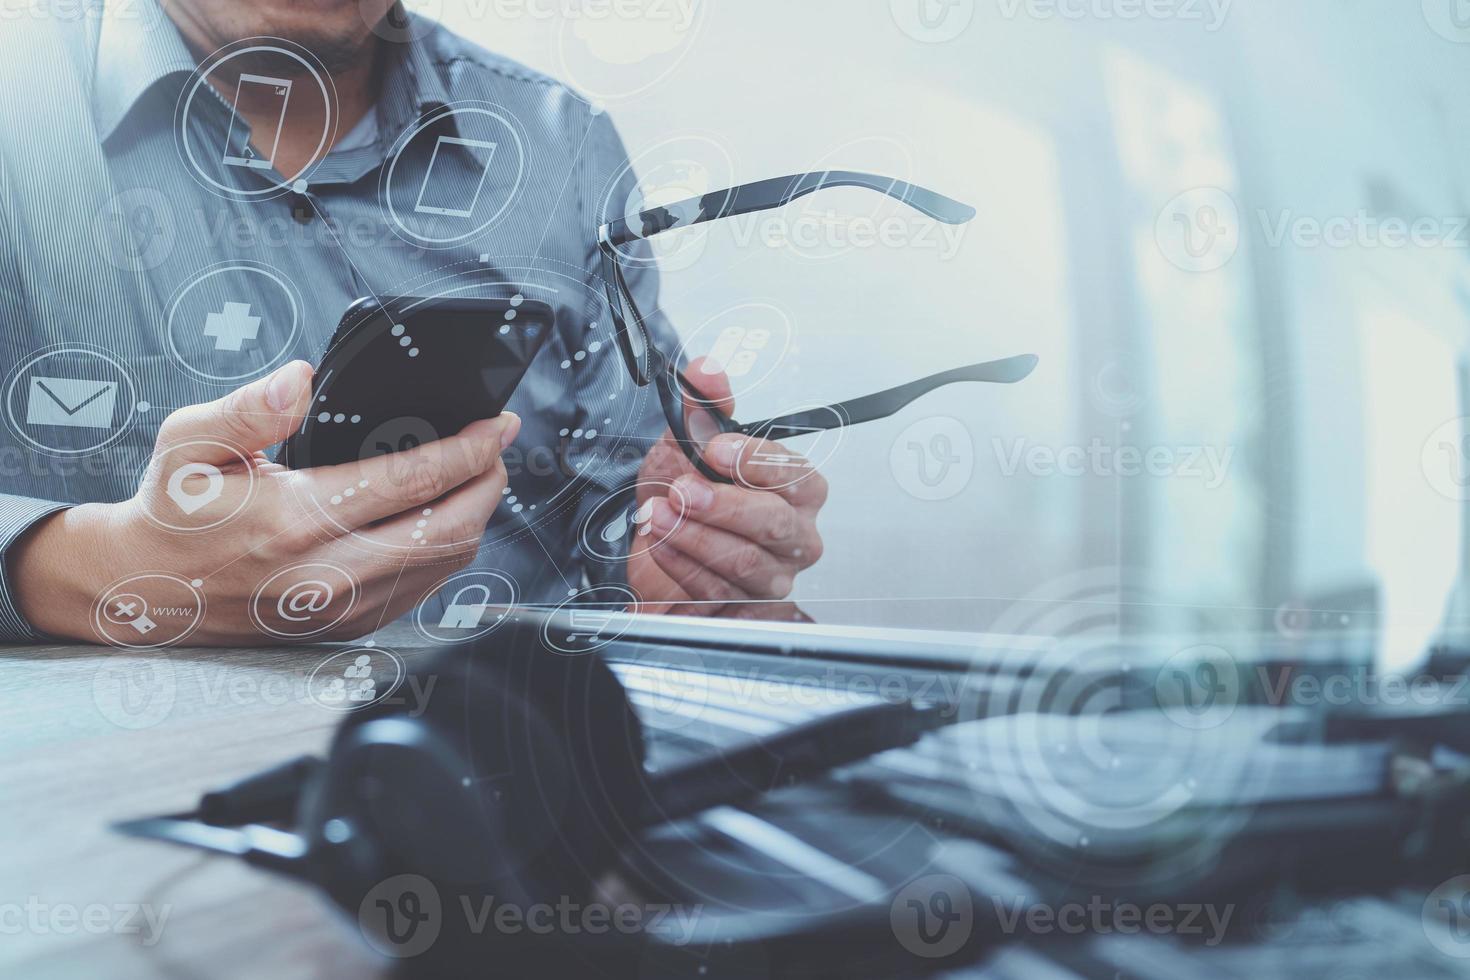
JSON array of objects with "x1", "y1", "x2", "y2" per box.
[{"x1": 438, "y1": 584, "x2": 493, "y2": 630}]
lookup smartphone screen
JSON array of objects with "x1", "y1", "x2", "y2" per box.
[{"x1": 223, "y1": 74, "x2": 293, "y2": 171}]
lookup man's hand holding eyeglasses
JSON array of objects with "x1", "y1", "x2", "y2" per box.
[{"x1": 628, "y1": 359, "x2": 826, "y2": 620}]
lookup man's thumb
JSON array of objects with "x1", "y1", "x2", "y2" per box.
[{"x1": 155, "y1": 360, "x2": 315, "y2": 462}]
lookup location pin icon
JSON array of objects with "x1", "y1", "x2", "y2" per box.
[{"x1": 166, "y1": 462, "x2": 225, "y2": 515}]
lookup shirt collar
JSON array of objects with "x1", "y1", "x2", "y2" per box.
[
  {"x1": 374, "y1": 7, "x2": 456, "y2": 141},
  {"x1": 92, "y1": 0, "x2": 198, "y2": 144}
]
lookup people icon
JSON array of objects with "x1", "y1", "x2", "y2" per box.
[{"x1": 344, "y1": 654, "x2": 377, "y2": 702}]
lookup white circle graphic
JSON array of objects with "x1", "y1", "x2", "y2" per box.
[
  {"x1": 541, "y1": 585, "x2": 641, "y2": 655},
  {"x1": 1155, "y1": 186, "x2": 1241, "y2": 272},
  {"x1": 381, "y1": 103, "x2": 527, "y2": 247},
  {"x1": 675, "y1": 303, "x2": 794, "y2": 403},
  {"x1": 733, "y1": 404, "x2": 846, "y2": 492},
  {"x1": 579, "y1": 480, "x2": 688, "y2": 564},
  {"x1": 93, "y1": 573, "x2": 206, "y2": 650},
  {"x1": 413, "y1": 569, "x2": 520, "y2": 644},
  {"x1": 92, "y1": 656, "x2": 177, "y2": 730},
  {"x1": 889, "y1": 416, "x2": 974, "y2": 501},
  {"x1": 175, "y1": 39, "x2": 338, "y2": 201},
  {"x1": 555, "y1": 0, "x2": 706, "y2": 103},
  {"x1": 144, "y1": 439, "x2": 257, "y2": 533},
  {"x1": 3, "y1": 345, "x2": 139, "y2": 457},
  {"x1": 308, "y1": 647, "x2": 406, "y2": 712},
  {"x1": 250, "y1": 561, "x2": 362, "y2": 639},
  {"x1": 164, "y1": 261, "x2": 303, "y2": 383}
]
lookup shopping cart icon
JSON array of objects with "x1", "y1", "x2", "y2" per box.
[{"x1": 567, "y1": 608, "x2": 617, "y2": 642}]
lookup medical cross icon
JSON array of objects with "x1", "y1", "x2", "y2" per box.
[{"x1": 203, "y1": 302, "x2": 262, "y2": 352}]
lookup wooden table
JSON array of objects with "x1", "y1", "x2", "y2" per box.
[{"x1": 0, "y1": 628, "x2": 440, "y2": 979}]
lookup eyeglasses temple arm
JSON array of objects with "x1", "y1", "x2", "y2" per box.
[
  {"x1": 599, "y1": 171, "x2": 977, "y2": 248},
  {"x1": 733, "y1": 354, "x2": 1040, "y2": 440}
]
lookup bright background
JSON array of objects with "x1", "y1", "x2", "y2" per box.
[{"x1": 437, "y1": 0, "x2": 1470, "y2": 667}]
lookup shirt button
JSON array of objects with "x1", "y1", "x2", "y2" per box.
[{"x1": 289, "y1": 193, "x2": 315, "y2": 224}]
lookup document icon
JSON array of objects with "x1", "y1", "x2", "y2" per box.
[{"x1": 26, "y1": 377, "x2": 118, "y2": 429}]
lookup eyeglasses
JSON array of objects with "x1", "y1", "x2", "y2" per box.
[{"x1": 596, "y1": 170, "x2": 1039, "y2": 484}]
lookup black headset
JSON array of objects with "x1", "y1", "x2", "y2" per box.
[{"x1": 116, "y1": 613, "x2": 947, "y2": 976}]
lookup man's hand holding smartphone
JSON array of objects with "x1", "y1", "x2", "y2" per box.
[{"x1": 8, "y1": 360, "x2": 520, "y2": 645}]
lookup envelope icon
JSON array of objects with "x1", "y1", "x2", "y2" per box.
[{"x1": 26, "y1": 377, "x2": 118, "y2": 429}]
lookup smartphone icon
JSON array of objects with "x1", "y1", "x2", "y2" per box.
[
  {"x1": 223, "y1": 74, "x2": 293, "y2": 171},
  {"x1": 414, "y1": 135, "x2": 498, "y2": 218}
]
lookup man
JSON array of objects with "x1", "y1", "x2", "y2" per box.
[{"x1": 0, "y1": 0, "x2": 825, "y2": 644}]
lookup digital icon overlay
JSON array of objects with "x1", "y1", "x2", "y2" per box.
[
  {"x1": 579, "y1": 480, "x2": 689, "y2": 564},
  {"x1": 222, "y1": 74, "x2": 293, "y2": 170},
  {"x1": 144, "y1": 440, "x2": 255, "y2": 532},
  {"x1": 413, "y1": 569, "x2": 519, "y2": 644},
  {"x1": 250, "y1": 561, "x2": 362, "y2": 639},
  {"x1": 26, "y1": 377, "x2": 117, "y2": 429},
  {"x1": 93, "y1": 573, "x2": 206, "y2": 650},
  {"x1": 541, "y1": 584, "x2": 641, "y2": 655},
  {"x1": 308, "y1": 647, "x2": 405, "y2": 713},
  {"x1": 4, "y1": 345, "x2": 140, "y2": 456},
  {"x1": 413, "y1": 135, "x2": 498, "y2": 217}
]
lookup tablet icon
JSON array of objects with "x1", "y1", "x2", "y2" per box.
[
  {"x1": 223, "y1": 74, "x2": 292, "y2": 170},
  {"x1": 414, "y1": 135, "x2": 497, "y2": 217},
  {"x1": 26, "y1": 377, "x2": 118, "y2": 429}
]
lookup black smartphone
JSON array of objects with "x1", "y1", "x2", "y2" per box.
[{"x1": 277, "y1": 294, "x2": 554, "y2": 469}]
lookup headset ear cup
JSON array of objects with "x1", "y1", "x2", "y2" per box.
[{"x1": 298, "y1": 619, "x2": 648, "y2": 968}]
